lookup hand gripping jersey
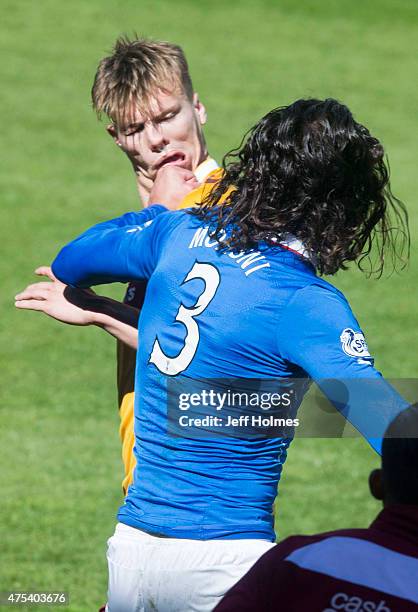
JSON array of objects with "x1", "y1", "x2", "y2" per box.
[
  {"x1": 52, "y1": 207, "x2": 408, "y2": 541},
  {"x1": 117, "y1": 158, "x2": 222, "y2": 493}
]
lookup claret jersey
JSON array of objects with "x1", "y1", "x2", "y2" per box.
[{"x1": 52, "y1": 206, "x2": 407, "y2": 541}]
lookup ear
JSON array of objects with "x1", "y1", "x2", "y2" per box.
[
  {"x1": 193, "y1": 93, "x2": 207, "y2": 126},
  {"x1": 106, "y1": 124, "x2": 122, "y2": 147},
  {"x1": 369, "y1": 468, "x2": 385, "y2": 501}
]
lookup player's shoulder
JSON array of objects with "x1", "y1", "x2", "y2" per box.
[
  {"x1": 267, "y1": 527, "x2": 374, "y2": 563},
  {"x1": 287, "y1": 275, "x2": 351, "y2": 313},
  {"x1": 276, "y1": 274, "x2": 359, "y2": 345},
  {"x1": 147, "y1": 207, "x2": 191, "y2": 231},
  {"x1": 148, "y1": 208, "x2": 204, "y2": 249},
  {"x1": 267, "y1": 241, "x2": 349, "y2": 310},
  {"x1": 306, "y1": 275, "x2": 348, "y2": 301},
  {"x1": 155, "y1": 207, "x2": 202, "y2": 228}
]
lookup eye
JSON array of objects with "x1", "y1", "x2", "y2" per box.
[
  {"x1": 158, "y1": 111, "x2": 177, "y2": 124},
  {"x1": 125, "y1": 124, "x2": 144, "y2": 136}
]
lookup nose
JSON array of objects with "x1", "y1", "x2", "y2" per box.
[{"x1": 145, "y1": 122, "x2": 168, "y2": 153}]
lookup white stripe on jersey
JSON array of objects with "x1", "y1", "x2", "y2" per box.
[{"x1": 286, "y1": 536, "x2": 418, "y2": 603}]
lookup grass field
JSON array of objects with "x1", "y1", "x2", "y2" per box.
[{"x1": 1, "y1": 1, "x2": 418, "y2": 609}]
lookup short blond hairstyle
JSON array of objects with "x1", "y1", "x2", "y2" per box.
[{"x1": 91, "y1": 36, "x2": 194, "y2": 124}]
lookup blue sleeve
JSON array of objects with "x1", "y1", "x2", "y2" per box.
[
  {"x1": 278, "y1": 283, "x2": 409, "y2": 454},
  {"x1": 51, "y1": 204, "x2": 168, "y2": 288}
]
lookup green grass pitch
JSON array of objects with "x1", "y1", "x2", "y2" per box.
[{"x1": 1, "y1": 0, "x2": 418, "y2": 609}]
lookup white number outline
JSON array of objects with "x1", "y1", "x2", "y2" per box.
[{"x1": 149, "y1": 261, "x2": 221, "y2": 376}]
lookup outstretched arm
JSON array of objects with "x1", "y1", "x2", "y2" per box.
[{"x1": 15, "y1": 267, "x2": 139, "y2": 349}]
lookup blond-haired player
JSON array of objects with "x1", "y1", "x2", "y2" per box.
[
  {"x1": 92, "y1": 36, "x2": 222, "y2": 492},
  {"x1": 16, "y1": 36, "x2": 222, "y2": 493}
]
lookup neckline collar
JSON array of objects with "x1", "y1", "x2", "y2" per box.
[
  {"x1": 194, "y1": 157, "x2": 219, "y2": 183},
  {"x1": 273, "y1": 233, "x2": 317, "y2": 268}
]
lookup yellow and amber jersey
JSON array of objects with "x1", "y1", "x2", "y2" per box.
[{"x1": 117, "y1": 158, "x2": 223, "y2": 493}]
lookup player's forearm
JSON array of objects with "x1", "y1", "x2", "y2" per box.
[
  {"x1": 63, "y1": 287, "x2": 139, "y2": 347},
  {"x1": 65, "y1": 288, "x2": 139, "y2": 347},
  {"x1": 63, "y1": 287, "x2": 140, "y2": 328},
  {"x1": 91, "y1": 312, "x2": 138, "y2": 349}
]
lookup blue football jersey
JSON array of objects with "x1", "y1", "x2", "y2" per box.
[{"x1": 52, "y1": 206, "x2": 407, "y2": 541}]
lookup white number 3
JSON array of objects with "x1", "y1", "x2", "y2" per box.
[{"x1": 149, "y1": 261, "x2": 221, "y2": 376}]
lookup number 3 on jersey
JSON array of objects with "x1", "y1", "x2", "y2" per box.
[{"x1": 149, "y1": 261, "x2": 221, "y2": 376}]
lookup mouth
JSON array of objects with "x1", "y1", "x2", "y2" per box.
[{"x1": 155, "y1": 151, "x2": 187, "y2": 170}]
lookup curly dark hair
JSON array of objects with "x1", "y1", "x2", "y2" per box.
[{"x1": 194, "y1": 98, "x2": 409, "y2": 276}]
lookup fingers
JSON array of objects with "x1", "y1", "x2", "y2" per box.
[
  {"x1": 15, "y1": 281, "x2": 55, "y2": 298},
  {"x1": 179, "y1": 168, "x2": 196, "y2": 181},
  {"x1": 186, "y1": 177, "x2": 200, "y2": 189},
  {"x1": 15, "y1": 286, "x2": 51, "y2": 301},
  {"x1": 35, "y1": 266, "x2": 57, "y2": 281},
  {"x1": 179, "y1": 169, "x2": 199, "y2": 187},
  {"x1": 157, "y1": 166, "x2": 195, "y2": 181},
  {"x1": 15, "y1": 299, "x2": 49, "y2": 311}
]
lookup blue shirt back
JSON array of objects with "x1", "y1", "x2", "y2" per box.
[{"x1": 52, "y1": 206, "x2": 407, "y2": 541}]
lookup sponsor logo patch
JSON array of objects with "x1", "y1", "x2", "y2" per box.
[{"x1": 340, "y1": 328, "x2": 371, "y2": 360}]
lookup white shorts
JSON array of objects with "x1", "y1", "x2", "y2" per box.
[{"x1": 106, "y1": 522, "x2": 274, "y2": 612}]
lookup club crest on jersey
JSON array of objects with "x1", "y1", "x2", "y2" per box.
[{"x1": 340, "y1": 328, "x2": 371, "y2": 359}]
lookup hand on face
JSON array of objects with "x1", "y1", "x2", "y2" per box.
[{"x1": 148, "y1": 165, "x2": 199, "y2": 210}]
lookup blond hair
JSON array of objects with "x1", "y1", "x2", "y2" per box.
[{"x1": 91, "y1": 36, "x2": 194, "y2": 124}]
